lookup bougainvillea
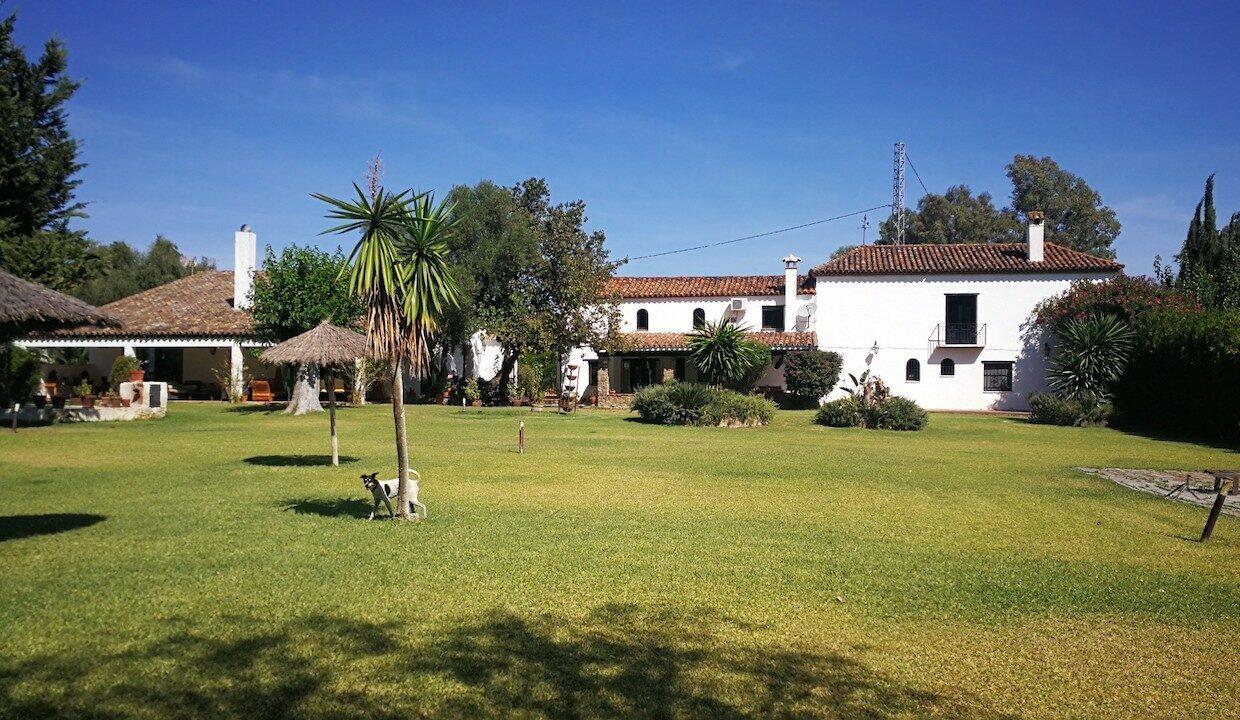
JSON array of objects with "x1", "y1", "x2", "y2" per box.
[{"x1": 1034, "y1": 275, "x2": 1202, "y2": 331}]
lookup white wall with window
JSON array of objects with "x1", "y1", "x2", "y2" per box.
[{"x1": 814, "y1": 272, "x2": 1113, "y2": 411}]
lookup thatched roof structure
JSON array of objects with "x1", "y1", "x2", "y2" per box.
[
  {"x1": 260, "y1": 321, "x2": 367, "y2": 368},
  {"x1": 0, "y1": 269, "x2": 119, "y2": 340}
]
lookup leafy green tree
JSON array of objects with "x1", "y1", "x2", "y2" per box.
[
  {"x1": 316, "y1": 183, "x2": 460, "y2": 520},
  {"x1": 688, "y1": 319, "x2": 768, "y2": 390},
  {"x1": 1173, "y1": 175, "x2": 1239, "y2": 310},
  {"x1": 1006, "y1": 155, "x2": 1120, "y2": 258},
  {"x1": 71, "y1": 236, "x2": 215, "y2": 305},
  {"x1": 782, "y1": 350, "x2": 843, "y2": 405},
  {"x1": 0, "y1": 13, "x2": 91, "y2": 291},
  {"x1": 879, "y1": 186, "x2": 1019, "y2": 245},
  {"x1": 250, "y1": 244, "x2": 363, "y2": 414},
  {"x1": 447, "y1": 178, "x2": 621, "y2": 401}
]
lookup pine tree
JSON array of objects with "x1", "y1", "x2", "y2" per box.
[{"x1": 0, "y1": 12, "x2": 90, "y2": 291}]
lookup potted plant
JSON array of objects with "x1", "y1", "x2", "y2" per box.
[
  {"x1": 73, "y1": 380, "x2": 96, "y2": 408},
  {"x1": 110, "y1": 355, "x2": 144, "y2": 388},
  {"x1": 50, "y1": 395, "x2": 66, "y2": 409},
  {"x1": 463, "y1": 381, "x2": 483, "y2": 407}
]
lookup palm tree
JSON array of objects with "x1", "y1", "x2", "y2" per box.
[
  {"x1": 314, "y1": 183, "x2": 460, "y2": 520},
  {"x1": 687, "y1": 318, "x2": 767, "y2": 390}
]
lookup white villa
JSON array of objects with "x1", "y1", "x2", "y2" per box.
[
  {"x1": 24, "y1": 213, "x2": 1120, "y2": 410},
  {"x1": 569, "y1": 213, "x2": 1121, "y2": 411}
]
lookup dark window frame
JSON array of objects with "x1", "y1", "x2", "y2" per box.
[
  {"x1": 905, "y1": 358, "x2": 921, "y2": 382},
  {"x1": 692, "y1": 307, "x2": 706, "y2": 329},
  {"x1": 983, "y1": 361, "x2": 1013, "y2": 392},
  {"x1": 940, "y1": 358, "x2": 955, "y2": 376},
  {"x1": 636, "y1": 308, "x2": 649, "y2": 331},
  {"x1": 761, "y1": 305, "x2": 785, "y2": 332}
]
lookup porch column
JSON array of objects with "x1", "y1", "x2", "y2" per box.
[
  {"x1": 122, "y1": 344, "x2": 136, "y2": 358},
  {"x1": 229, "y1": 342, "x2": 245, "y2": 401},
  {"x1": 597, "y1": 367, "x2": 610, "y2": 398}
]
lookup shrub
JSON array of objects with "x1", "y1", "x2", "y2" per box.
[
  {"x1": 1028, "y1": 392, "x2": 1112, "y2": 427},
  {"x1": 0, "y1": 345, "x2": 40, "y2": 407},
  {"x1": 1112, "y1": 308, "x2": 1240, "y2": 442},
  {"x1": 516, "y1": 363, "x2": 545, "y2": 401},
  {"x1": 109, "y1": 355, "x2": 142, "y2": 390},
  {"x1": 630, "y1": 382, "x2": 775, "y2": 427},
  {"x1": 1046, "y1": 314, "x2": 1134, "y2": 400},
  {"x1": 873, "y1": 396, "x2": 929, "y2": 431},
  {"x1": 1035, "y1": 275, "x2": 1201, "y2": 332},
  {"x1": 783, "y1": 351, "x2": 842, "y2": 406},
  {"x1": 815, "y1": 396, "x2": 866, "y2": 428},
  {"x1": 688, "y1": 319, "x2": 769, "y2": 390}
]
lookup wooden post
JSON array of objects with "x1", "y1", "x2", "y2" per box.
[
  {"x1": 1200, "y1": 478, "x2": 1232, "y2": 542},
  {"x1": 519, "y1": 421, "x2": 525, "y2": 454},
  {"x1": 327, "y1": 368, "x2": 339, "y2": 466},
  {"x1": 11, "y1": 402, "x2": 17, "y2": 433}
]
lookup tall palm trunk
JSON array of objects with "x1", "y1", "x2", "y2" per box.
[{"x1": 391, "y1": 357, "x2": 413, "y2": 520}]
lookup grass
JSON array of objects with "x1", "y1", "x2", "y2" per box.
[{"x1": 0, "y1": 403, "x2": 1236, "y2": 719}]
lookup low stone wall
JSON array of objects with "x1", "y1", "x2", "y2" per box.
[
  {"x1": 2, "y1": 405, "x2": 166, "y2": 423},
  {"x1": 594, "y1": 393, "x2": 634, "y2": 410}
]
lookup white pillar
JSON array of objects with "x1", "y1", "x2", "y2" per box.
[
  {"x1": 234, "y1": 226, "x2": 257, "y2": 310},
  {"x1": 123, "y1": 344, "x2": 136, "y2": 358},
  {"x1": 1027, "y1": 211, "x2": 1045, "y2": 262},
  {"x1": 229, "y1": 342, "x2": 245, "y2": 401}
]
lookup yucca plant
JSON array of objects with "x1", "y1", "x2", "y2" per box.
[
  {"x1": 687, "y1": 318, "x2": 768, "y2": 390},
  {"x1": 314, "y1": 183, "x2": 460, "y2": 520},
  {"x1": 1047, "y1": 313, "x2": 1134, "y2": 400}
]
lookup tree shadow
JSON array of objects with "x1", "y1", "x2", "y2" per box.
[
  {"x1": 226, "y1": 403, "x2": 287, "y2": 414},
  {"x1": 278, "y1": 497, "x2": 373, "y2": 519},
  {"x1": 0, "y1": 513, "x2": 105, "y2": 543},
  {"x1": 0, "y1": 605, "x2": 1015, "y2": 719},
  {"x1": 244, "y1": 455, "x2": 359, "y2": 467}
]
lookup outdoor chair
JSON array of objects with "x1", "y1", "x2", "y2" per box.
[{"x1": 250, "y1": 380, "x2": 275, "y2": 403}]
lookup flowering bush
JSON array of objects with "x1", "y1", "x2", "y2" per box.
[{"x1": 1034, "y1": 275, "x2": 1201, "y2": 332}]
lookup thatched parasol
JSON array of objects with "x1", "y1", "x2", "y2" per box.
[
  {"x1": 0, "y1": 269, "x2": 120, "y2": 342},
  {"x1": 260, "y1": 321, "x2": 367, "y2": 466}
]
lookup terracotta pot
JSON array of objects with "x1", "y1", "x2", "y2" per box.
[
  {"x1": 129, "y1": 370, "x2": 145, "y2": 383},
  {"x1": 120, "y1": 398, "x2": 132, "y2": 408},
  {"x1": 80, "y1": 395, "x2": 96, "y2": 409},
  {"x1": 470, "y1": 399, "x2": 483, "y2": 407}
]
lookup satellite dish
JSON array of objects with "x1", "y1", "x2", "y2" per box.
[{"x1": 796, "y1": 302, "x2": 817, "y2": 319}]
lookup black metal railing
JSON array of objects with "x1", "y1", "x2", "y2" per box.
[{"x1": 931, "y1": 323, "x2": 986, "y2": 347}]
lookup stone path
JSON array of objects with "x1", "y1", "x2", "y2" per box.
[{"x1": 1077, "y1": 467, "x2": 1239, "y2": 517}]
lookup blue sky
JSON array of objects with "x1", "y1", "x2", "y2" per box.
[{"x1": 17, "y1": 1, "x2": 1240, "y2": 277}]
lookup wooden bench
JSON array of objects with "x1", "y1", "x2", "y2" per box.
[{"x1": 250, "y1": 380, "x2": 275, "y2": 403}]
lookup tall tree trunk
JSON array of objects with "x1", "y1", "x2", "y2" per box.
[
  {"x1": 391, "y1": 357, "x2": 413, "y2": 520},
  {"x1": 285, "y1": 363, "x2": 324, "y2": 415},
  {"x1": 485, "y1": 348, "x2": 519, "y2": 400},
  {"x1": 327, "y1": 368, "x2": 339, "y2": 466}
]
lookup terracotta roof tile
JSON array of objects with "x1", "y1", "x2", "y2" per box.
[
  {"x1": 810, "y1": 242, "x2": 1122, "y2": 276},
  {"x1": 606, "y1": 274, "x2": 814, "y2": 299},
  {"x1": 612, "y1": 331, "x2": 816, "y2": 352},
  {"x1": 46, "y1": 271, "x2": 252, "y2": 338}
]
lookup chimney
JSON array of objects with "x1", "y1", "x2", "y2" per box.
[
  {"x1": 233, "y1": 224, "x2": 256, "y2": 310},
  {"x1": 782, "y1": 253, "x2": 800, "y2": 331},
  {"x1": 1026, "y1": 211, "x2": 1045, "y2": 263}
]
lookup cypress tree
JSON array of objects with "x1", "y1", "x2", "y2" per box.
[{"x1": 0, "y1": 12, "x2": 90, "y2": 291}]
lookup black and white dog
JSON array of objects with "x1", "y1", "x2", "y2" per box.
[{"x1": 361, "y1": 471, "x2": 427, "y2": 520}]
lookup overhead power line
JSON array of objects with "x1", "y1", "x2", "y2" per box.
[
  {"x1": 905, "y1": 153, "x2": 930, "y2": 196},
  {"x1": 626, "y1": 204, "x2": 893, "y2": 261}
]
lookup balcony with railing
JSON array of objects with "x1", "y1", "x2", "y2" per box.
[{"x1": 928, "y1": 322, "x2": 986, "y2": 348}]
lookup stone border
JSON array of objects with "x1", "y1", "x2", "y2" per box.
[{"x1": 1078, "y1": 467, "x2": 1238, "y2": 517}]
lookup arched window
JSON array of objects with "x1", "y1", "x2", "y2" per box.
[
  {"x1": 940, "y1": 358, "x2": 955, "y2": 376},
  {"x1": 636, "y1": 308, "x2": 649, "y2": 331},
  {"x1": 692, "y1": 308, "x2": 705, "y2": 329},
  {"x1": 905, "y1": 358, "x2": 920, "y2": 382}
]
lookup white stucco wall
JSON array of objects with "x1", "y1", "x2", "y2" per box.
[
  {"x1": 813, "y1": 271, "x2": 1115, "y2": 411},
  {"x1": 616, "y1": 295, "x2": 815, "y2": 334}
]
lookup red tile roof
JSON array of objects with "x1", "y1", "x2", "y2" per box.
[
  {"x1": 611, "y1": 331, "x2": 816, "y2": 352},
  {"x1": 46, "y1": 271, "x2": 252, "y2": 338},
  {"x1": 810, "y1": 242, "x2": 1122, "y2": 276},
  {"x1": 606, "y1": 274, "x2": 814, "y2": 299}
]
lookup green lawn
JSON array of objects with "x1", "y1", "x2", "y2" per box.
[{"x1": 0, "y1": 404, "x2": 1236, "y2": 719}]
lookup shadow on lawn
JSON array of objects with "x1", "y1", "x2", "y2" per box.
[
  {"x1": 0, "y1": 513, "x2": 105, "y2": 543},
  {"x1": 245, "y1": 455, "x2": 359, "y2": 467},
  {"x1": 278, "y1": 497, "x2": 372, "y2": 519},
  {"x1": 0, "y1": 604, "x2": 1012, "y2": 719}
]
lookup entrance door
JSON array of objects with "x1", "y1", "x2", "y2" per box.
[{"x1": 945, "y1": 294, "x2": 977, "y2": 345}]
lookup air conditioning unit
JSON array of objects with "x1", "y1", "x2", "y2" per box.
[{"x1": 729, "y1": 298, "x2": 745, "y2": 314}]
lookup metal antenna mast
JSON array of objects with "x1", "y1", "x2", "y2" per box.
[
  {"x1": 859, "y1": 214, "x2": 870, "y2": 245},
  {"x1": 892, "y1": 141, "x2": 906, "y2": 245}
]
